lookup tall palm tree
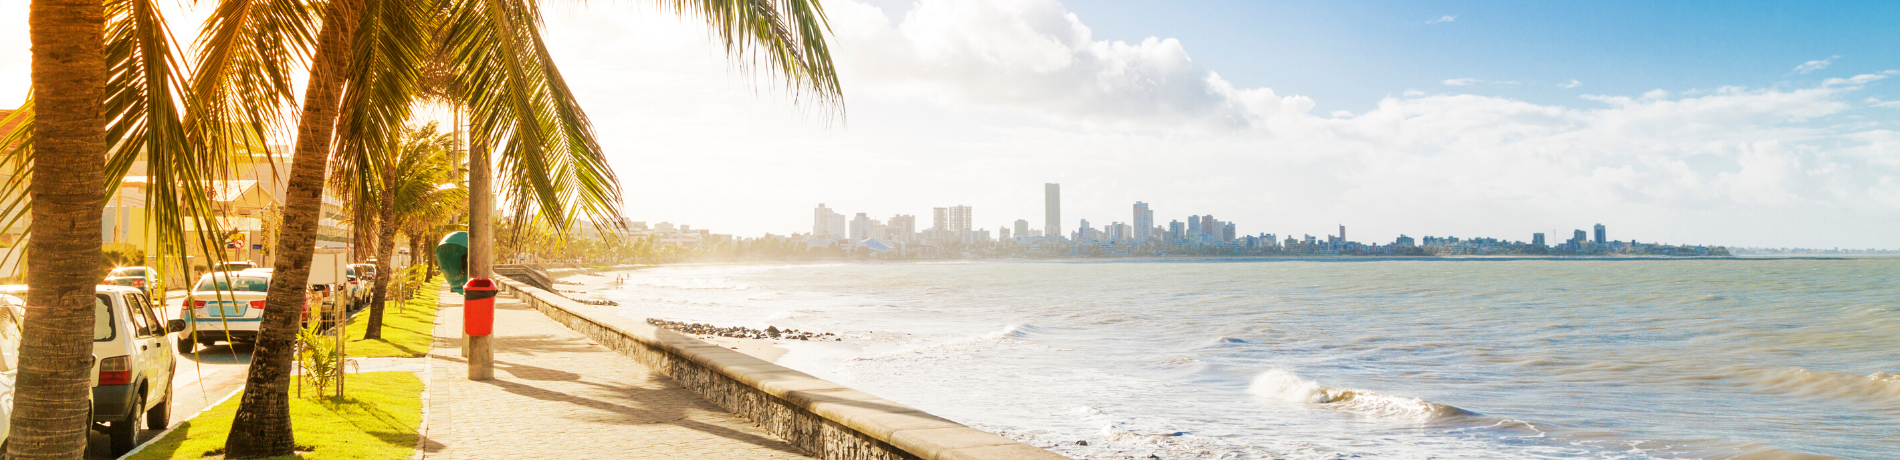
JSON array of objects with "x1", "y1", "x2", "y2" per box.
[
  {"x1": 206, "y1": 0, "x2": 842, "y2": 457},
  {"x1": 352, "y1": 123, "x2": 458, "y2": 339},
  {"x1": 13, "y1": 2, "x2": 110, "y2": 458},
  {"x1": 5, "y1": 0, "x2": 250, "y2": 456}
]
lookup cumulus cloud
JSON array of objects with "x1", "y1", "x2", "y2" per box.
[
  {"x1": 530, "y1": 0, "x2": 1900, "y2": 248},
  {"x1": 1793, "y1": 55, "x2": 1840, "y2": 74},
  {"x1": 1428, "y1": 15, "x2": 1456, "y2": 24},
  {"x1": 1560, "y1": 79, "x2": 1582, "y2": 88}
]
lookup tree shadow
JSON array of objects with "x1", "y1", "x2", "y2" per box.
[{"x1": 471, "y1": 377, "x2": 806, "y2": 455}]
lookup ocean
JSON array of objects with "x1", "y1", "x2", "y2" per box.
[{"x1": 597, "y1": 258, "x2": 1898, "y2": 459}]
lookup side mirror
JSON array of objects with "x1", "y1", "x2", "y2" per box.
[{"x1": 167, "y1": 319, "x2": 187, "y2": 333}]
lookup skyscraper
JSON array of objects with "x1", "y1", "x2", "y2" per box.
[
  {"x1": 1168, "y1": 220, "x2": 1184, "y2": 242},
  {"x1": 1013, "y1": 219, "x2": 1030, "y2": 239},
  {"x1": 1201, "y1": 215, "x2": 1217, "y2": 238},
  {"x1": 1339, "y1": 225, "x2": 1346, "y2": 242},
  {"x1": 1532, "y1": 232, "x2": 1546, "y2": 247},
  {"x1": 1187, "y1": 215, "x2": 1201, "y2": 238},
  {"x1": 849, "y1": 213, "x2": 874, "y2": 239},
  {"x1": 813, "y1": 204, "x2": 845, "y2": 238},
  {"x1": 1593, "y1": 224, "x2": 1606, "y2": 245},
  {"x1": 888, "y1": 215, "x2": 916, "y2": 242},
  {"x1": 1045, "y1": 183, "x2": 1061, "y2": 239},
  {"x1": 1133, "y1": 202, "x2": 1154, "y2": 241}
]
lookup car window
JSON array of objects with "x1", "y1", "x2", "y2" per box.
[
  {"x1": 194, "y1": 276, "x2": 271, "y2": 292},
  {"x1": 94, "y1": 294, "x2": 115, "y2": 341},
  {"x1": 123, "y1": 294, "x2": 154, "y2": 337},
  {"x1": 136, "y1": 293, "x2": 163, "y2": 335},
  {"x1": 0, "y1": 296, "x2": 23, "y2": 372}
]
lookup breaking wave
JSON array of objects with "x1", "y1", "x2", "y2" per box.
[{"x1": 1249, "y1": 369, "x2": 1476, "y2": 422}]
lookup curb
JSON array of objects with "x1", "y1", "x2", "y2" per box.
[{"x1": 119, "y1": 384, "x2": 245, "y2": 459}]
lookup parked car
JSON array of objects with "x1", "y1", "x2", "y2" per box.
[
  {"x1": 343, "y1": 265, "x2": 370, "y2": 311},
  {"x1": 0, "y1": 285, "x2": 175, "y2": 455},
  {"x1": 175, "y1": 271, "x2": 274, "y2": 351},
  {"x1": 104, "y1": 266, "x2": 158, "y2": 297},
  {"x1": 211, "y1": 261, "x2": 256, "y2": 272},
  {"x1": 0, "y1": 293, "x2": 24, "y2": 448}
]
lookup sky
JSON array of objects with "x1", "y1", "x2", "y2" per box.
[{"x1": 3, "y1": 0, "x2": 1899, "y2": 248}]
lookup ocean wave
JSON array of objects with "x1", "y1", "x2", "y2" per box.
[
  {"x1": 1724, "y1": 366, "x2": 1900, "y2": 412},
  {"x1": 1248, "y1": 369, "x2": 1475, "y2": 422}
]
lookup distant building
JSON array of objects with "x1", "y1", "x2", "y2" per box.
[
  {"x1": 1187, "y1": 215, "x2": 1201, "y2": 237},
  {"x1": 1201, "y1": 215, "x2": 1217, "y2": 239},
  {"x1": 1168, "y1": 220, "x2": 1184, "y2": 242},
  {"x1": 1133, "y1": 202, "x2": 1154, "y2": 241},
  {"x1": 1013, "y1": 219, "x2": 1030, "y2": 239},
  {"x1": 1045, "y1": 183, "x2": 1061, "y2": 239},
  {"x1": 1395, "y1": 235, "x2": 1416, "y2": 247},
  {"x1": 849, "y1": 213, "x2": 874, "y2": 239},
  {"x1": 1338, "y1": 225, "x2": 1346, "y2": 242},
  {"x1": 999, "y1": 226, "x2": 1011, "y2": 240},
  {"x1": 1532, "y1": 232, "x2": 1545, "y2": 247},
  {"x1": 1593, "y1": 224, "x2": 1606, "y2": 245},
  {"x1": 813, "y1": 204, "x2": 845, "y2": 238},
  {"x1": 1223, "y1": 223, "x2": 1236, "y2": 242},
  {"x1": 888, "y1": 215, "x2": 916, "y2": 242}
]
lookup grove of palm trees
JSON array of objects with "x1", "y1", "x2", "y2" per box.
[{"x1": 2, "y1": 0, "x2": 841, "y2": 458}]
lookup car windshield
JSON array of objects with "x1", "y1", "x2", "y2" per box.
[
  {"x1": 194, "y1": 276, "x2": 271, "y2": 292},
  {"x1": 108, "y1": 267, "x2": 145, "y2": 277}
]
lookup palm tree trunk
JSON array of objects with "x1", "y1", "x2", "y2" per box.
[
  {"x1": 11, "y1": 1, "x2": 109, "y2": 458},
  {"x1": 364, "y1": 166, "x2": 398, "y2": 340},
  {"x1": 223, "y1": 0, "x2": 361, "y2": 457}
]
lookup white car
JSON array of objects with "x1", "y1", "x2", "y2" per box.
[
  {"x1": 0, "y1": 293, "x2": 23, "y2": 448},
  {"x1": 0, "y1": 285, "x2": 175, "y2": 455},
  {"x1": 176, "y1": 271, "x2": 272, "y2": 350}
]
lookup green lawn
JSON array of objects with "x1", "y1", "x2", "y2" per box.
[
  {"x1": 128, "y1": 371, "x2": 423, "y2": 460},
  {"x1": 343, "y1": 280, "x2": 443, "y2": 358}
]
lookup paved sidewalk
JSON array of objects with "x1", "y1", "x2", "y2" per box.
[{"x1": 420, "y1": 287, "x2": 812, "y2": 460}]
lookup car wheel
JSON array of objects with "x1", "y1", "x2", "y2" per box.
[
  {"x1": 176, "y1": 335, "x2": 195, "y2": 353},
  {"x1": 108, "y1": 393, "x2": 140, "y2": 455},
  {"x1": 146, "y1": 380, "x2": 172, "y2": 431}
]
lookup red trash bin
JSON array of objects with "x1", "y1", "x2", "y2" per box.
[{"x1": 464, "y1": 278, "x2": 496, "y2": 336}]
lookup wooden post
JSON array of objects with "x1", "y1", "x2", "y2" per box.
[{"x1": 467, "y1": 130, "x2": 493, "y2": 380}]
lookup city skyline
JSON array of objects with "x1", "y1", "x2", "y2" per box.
[{"x1": 11, "y1": 1, "x2": 1895, "y2": 248}]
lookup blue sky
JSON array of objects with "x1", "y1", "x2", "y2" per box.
[{"x1": 1051, "y1": 0, "x2": 1900, "y2": 113}]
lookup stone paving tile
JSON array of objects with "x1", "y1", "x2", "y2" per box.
[{"x1": 422, "y1": 288, "x2": 812, "y2": 460}]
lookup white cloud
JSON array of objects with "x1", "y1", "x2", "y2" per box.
[
  {"x1": 1428, "y1": 15, "x2": 1456, "y2": 24},
  {"x1": 527, "y1": 0, "x2": 1900, "y2": 248},
  {"x1": 1793, "y1": 55, "x2": 1841, "y2": 74},
  {"x1": 1560, "y1": 79, "x2": 1582, "y2": 88}
]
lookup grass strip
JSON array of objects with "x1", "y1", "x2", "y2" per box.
[
  {"x1": 128, "y1": 371, "x2": 423, "y2": 460},
  {"x1": 344, "y1": 279, "x2": 443, "y2": 358}
]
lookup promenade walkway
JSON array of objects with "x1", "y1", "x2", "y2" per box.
[{"x1": 419, "y1": 287, "x2": 813, "y2": 460}]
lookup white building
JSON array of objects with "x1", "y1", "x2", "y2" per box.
[{"x1": 813, "y1": 204, "x2": 846, "y2": 239}]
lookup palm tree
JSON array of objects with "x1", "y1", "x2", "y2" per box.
[
  {"x1": 362, "y1": 124, "x2": 459, "y2": 339},
  {"x1": 210, "y1": 0, "x2": 843, "y2": 457},
  {"x1": 11, "y1": 2, "x2": 110, "y2": 458}
]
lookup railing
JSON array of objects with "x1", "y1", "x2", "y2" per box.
[{"x1": 493, "y1": 278, "x2": 1068, "y2": 460}]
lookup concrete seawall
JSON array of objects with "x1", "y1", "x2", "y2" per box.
[{"x1": 494, "y1": 278, "x2": 1069, "y2": 460}]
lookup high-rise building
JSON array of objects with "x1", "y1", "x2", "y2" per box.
[
  {"x1": 1201, "y1": 215, "x2": 1217, "y2": 238},
  {"x1": 1187, "y1": 215, "x2": 1202, "y2": 237},
  {"x1": 931, "y1": 205, "x2": 973, "y2": 241},
  {"x1": 1013, "y1": 219, "x2": 1030, "y2": 239},
  {"x1": 1572, "y1": 229, "x2": 1588, "y2": 245},
  {"x1": 813, "y1": 204, "x2": 845, "y2": 238},
  {"x1": 1132, "y1": 202, "x2": 1154, "y2": 241},
  {"x1": 1045, "y1": 183, "x2": 1061, "y2": 239},
  {"x1": 999, "y1": 227, "x2": 1011, "y2": 240},
  {"x1": 1168, "y1": 220, "x2": 1184, "y2": 242},
  {"x1": 1223, "y1": 223, "x2": 1236, "y2": 242},
  {"x1": 1593, "y1": 224, "x2": 1606, "y2": 245},
  {"x1": 1339, "y1": 225, "x2": 1346, "y2": 242},
  {"x1": 1532, "y1": 232, "x2": 1546, "y2": 247},
  {"x1": 888, "y1": 215, "x2": 916, "y2": 242},
  {"x1": 849, "y1": 213, "x2": 874, "y2": 239}
]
